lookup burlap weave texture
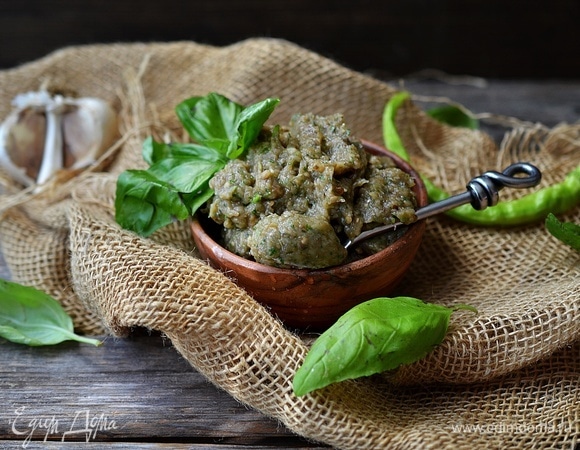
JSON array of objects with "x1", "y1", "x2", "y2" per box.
[{"x1": 0, "y1": 39, "x2": 578, "y2": 449}]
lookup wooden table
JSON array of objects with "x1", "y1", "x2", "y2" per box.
[{"x1": 1, "y1": 78, "x2": 578, "y2": 449}]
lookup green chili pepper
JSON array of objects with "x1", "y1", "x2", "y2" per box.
[
  {"x1": 383, "y1": 92, "x2": 580, "y2": 225},
  {"x1": 382, "y1": 91, "x2": 411, "y2": 161}
]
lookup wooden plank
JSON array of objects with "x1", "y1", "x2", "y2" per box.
[{"x1": 0, "y1": 334, "x2": 327, "y2": 448}]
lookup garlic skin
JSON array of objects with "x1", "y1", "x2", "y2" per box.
[{"x1": 0, "y1": 90, "x2": 118, "y2": 187}]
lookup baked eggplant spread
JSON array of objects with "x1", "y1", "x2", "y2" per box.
[{"x1": 207, "y1": 113, "x2": 417, "y2": 269}]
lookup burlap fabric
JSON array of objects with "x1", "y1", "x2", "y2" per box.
[{"x1": 0, "y1": 39, "x2": 578, "y2": 449}]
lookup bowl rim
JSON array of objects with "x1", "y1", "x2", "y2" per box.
[{"x1": 191, "y1": 139, "x2": 428, "y2": 276}]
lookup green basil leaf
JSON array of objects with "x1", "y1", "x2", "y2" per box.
[
  {"x1": 176, "y1": 93, "x2": 280, "y2": 159},
  {"x1": 116, "y1": 137, "x2": 228, "y2": 236},
  {"x1": 181, "y1": 181, "x2": 215, "y2": 215},
  {"x1": 545, "y1": 213, "x2": 580, "y2": 251},
  {"x1": 148, "y1": 153, "x2": 223, "y2": 194},
  {"x1": 427, "y1": 104, "x2": 479, "y2": 129},
  {"x1": 115, "y1": 170, "x2": 190, "y2": 237},
  {"x1": 227, "y1": 97, "x2": 281, "y2": 159},
  {"x1": 142, "y1": 136, "x2": 225, "y2": 166},
  {"x1": 176, "y1": 93, "x2": 244, "y2": 153},
  {"x1": 293, "y1": 297, "x2": 476, "y2": 396},
  {"x1": 142, "y1": 137, "x2": 224, "y2": 199},
  {"x1": 0, "y1": 279, "x2": 102, "y2": 346}
]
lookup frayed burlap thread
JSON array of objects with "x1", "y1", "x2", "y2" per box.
[{"x1": 0, "y1": 39, "x2": 578, "y2": 448}]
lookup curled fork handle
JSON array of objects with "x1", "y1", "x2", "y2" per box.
[{"x1": 416, "y1": 161, "x2": 542, "y2": 220}]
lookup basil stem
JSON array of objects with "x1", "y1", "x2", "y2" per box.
[{"x1": 0, "y1": 279, "x2": 102, "y2": 347}]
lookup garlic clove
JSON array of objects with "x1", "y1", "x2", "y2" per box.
[
  {"x1": 62, "y1": 97, "x2": 118, "y2": 169},
  {"x1": 0, "y1": 107, "x2": 44, "y2": 186},
  {"x1": 35, "y1": 99, "x2": 66, "y2": 186}
]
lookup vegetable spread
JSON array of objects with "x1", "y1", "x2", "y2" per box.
[{"x1": 208, "y1": 113, "x2": 417, "y2": 269}]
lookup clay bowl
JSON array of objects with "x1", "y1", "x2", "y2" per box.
[{"x1": 191, "y1": 140, "x2": 428, "y2": 330}]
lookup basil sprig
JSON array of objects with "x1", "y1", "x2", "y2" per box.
[
  {"x1": 0, "y1": 279, "x2": 102, "y2": 346},
  {"x1": 115, "y1": 93, "x2": 280, "y2": 236},
  {"x1": 293, "y1": 297, "x2": 476, "y2": 396}
]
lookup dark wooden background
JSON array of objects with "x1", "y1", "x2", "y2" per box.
[{"x1": 1, "y1": 0, "x2": 579, "y2": 78}]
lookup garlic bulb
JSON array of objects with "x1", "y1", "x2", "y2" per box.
[{"x1": 0, "y1": 90, "x2": 118, "y2": 186}]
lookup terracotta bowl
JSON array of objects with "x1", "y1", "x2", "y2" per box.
[{"x1": 191, "y1": 140, "x2": 428, "y2": 330}]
